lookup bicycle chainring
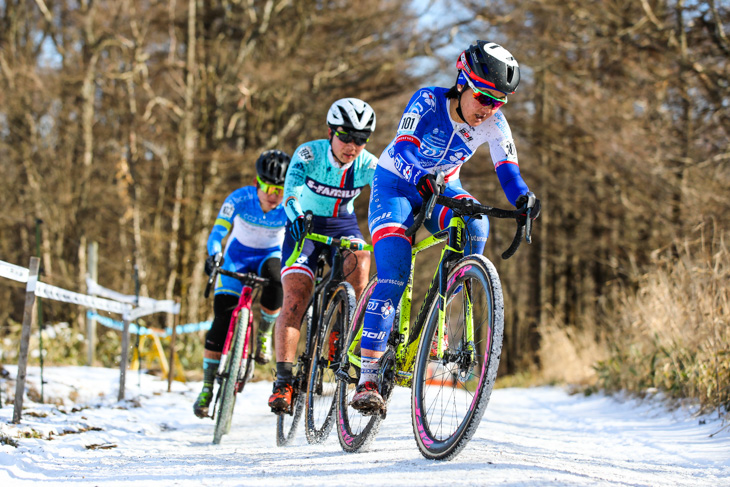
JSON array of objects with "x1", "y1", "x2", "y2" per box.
[{"x1": 377, "y1": 347, "x2": 397, "y2": 401}]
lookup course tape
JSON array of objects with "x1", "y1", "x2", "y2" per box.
[
  {"x1": 86, "y1": 311, "x2": 212, "y2": 337},
  {"x1": 86, "y1": 277, "x2": 180, "y2": 315},
  {"x1": 0, "y1": 260, "x2": 30, "y2": 282},
  {"x1": 36, "y1": 282, "x2": 132, "y2": 314},
  {"x1": 1, "y1": 259, "x2": 179, "y2": 319}
]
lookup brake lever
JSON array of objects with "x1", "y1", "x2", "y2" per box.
[
  {"x1": 425, "y1": 172, "x2": 446, "y2": 220},
  {"x1": 204, "y1": 253, "x2": 224, "y2": 298}
]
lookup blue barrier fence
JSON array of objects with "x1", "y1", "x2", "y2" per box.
[{"x1": 87, "y1": 311, "x2": 212, "y2": 337}]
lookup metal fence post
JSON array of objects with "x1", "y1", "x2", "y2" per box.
[{"x1": 13, "y1": 257, "x2": 40, "y2": 424}]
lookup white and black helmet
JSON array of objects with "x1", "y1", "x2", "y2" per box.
[
  {"x1": 326, "y1": 98, "x2": 376, "y2": 132},
  {"x1": 456, "y1": 40, "x2": 520, "y2": 94}
]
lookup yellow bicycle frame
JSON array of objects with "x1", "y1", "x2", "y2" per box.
[{"x1": 346, "y1": 216, "x2": 472, "y2": 388}]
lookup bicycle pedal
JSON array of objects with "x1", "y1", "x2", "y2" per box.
[
  {"x1": 271, "y1": 405, "x2": 293, "y2": 416},
  {"x1": 357, "y1": 404, "x2": 387, "y2": 418}
]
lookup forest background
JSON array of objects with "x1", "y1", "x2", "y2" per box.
[{"x1": 1, "y1": 0, "x2": 728, "y2": 413}]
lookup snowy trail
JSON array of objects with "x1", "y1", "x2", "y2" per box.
[{"x1": 1, "y1": 366, "x2": 728, "y2": 486}]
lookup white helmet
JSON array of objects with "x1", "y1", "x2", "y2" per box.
[{"x1": 326, "y1": 98, "x2": 376, "y2": 132}]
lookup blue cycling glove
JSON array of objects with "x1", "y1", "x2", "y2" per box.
[{"x1": 290, "y1": 216, "x2": 308, "y2": 241}]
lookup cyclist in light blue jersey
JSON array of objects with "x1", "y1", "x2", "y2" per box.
[
  {"x1": 268, "y1": 98, "x2": 378, "y2": 413},
  {"x1": 351, "y1": 41, "x2": 543, "y2": 413},
  {"x1": 194, "y1": 150, "x2": 291, "y2": 419}
]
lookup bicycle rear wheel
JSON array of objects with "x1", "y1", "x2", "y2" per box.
[
  {"x1": 411, "y1": 255, "x2": 504, "y2": 460},
  {"x1": 335, "y1": 276, "x2": 389, "y2": 453},
  {"x1": 305, "y1": 282, "x2": 355, "y2": 444},
  {"x1": 213, "y1": 308, "x2": 250, "y2": 445},
  {"x1": 276, "y1": 305, "x2": 311, "y2": 446}
]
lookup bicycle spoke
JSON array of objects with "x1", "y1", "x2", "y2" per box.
[
  {"x1": 412, "y1": 256, "x2": 504, "y2": 460},
  {"x1": 335, "y1": 275, "x2": 387, "y2": 453},
  {"x1": 213, "y1": 309, "x2": 249, "y2": 445},
  {"x1": 306, "y1": 284, "x2": 354, "y2": 444},
  {"x1": 276, "y1": 306, "x2": 311, "y2": 447}
]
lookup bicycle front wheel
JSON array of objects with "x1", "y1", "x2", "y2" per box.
[
  {"x1": 305, "y1": 282, "x2": 355, "y2": 444},
  {"x1": 213, "y1": 308, "x2": 249, "y2": 445},
  {"x1": 411, "y1": 255, "x2": 504, "y2": 460},
  {"x1": 239, "y1": 321, "x2": 255, "y2": 390},
  {"x1": 276, "y1": 305, "x2": 311, "y2": 446},
  {"x1": 335, "y1": 275, "x2": 388, "y2": 453}
]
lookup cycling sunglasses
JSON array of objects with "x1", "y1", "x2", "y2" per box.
[
  {"x1": 464, "y1": 76, "x2": 508, "y2": 109},
  {"x1": 335, "y1": 130, "x2": 370, "y2": 146},
  {"x1": 257, "y1": 175, "x2": 284, "y2": 196}
]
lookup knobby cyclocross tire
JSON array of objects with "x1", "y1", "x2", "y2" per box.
[
  {"x1": 213, "y1": 308, "x2": 250, "y2": 445},
  {"x1": 239, "y1": 319, "x2": 256, "y2": 391},
  {"x1": 335, "y1": 275, "x2": 391, "y2": 453},
  {"x1": 305, "y1": 282, "x2": 356, "y2": 444},
  {"x1": 411, "y1": 255, "x2": 504, "y2": 460},
  {"x1": 276, "y1": 305, "x2": 311, "y2": 446}
]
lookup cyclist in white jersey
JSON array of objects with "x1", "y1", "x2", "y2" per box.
[
  {"x1": 351, "y1": 41, "x2": 542, "y2": 413},
  {"x1": 268, "y1": 98, "x2": 378, "y2": 413},
  {"x1": 193, "y1": 150, "x2": 290, "y2": 418}
]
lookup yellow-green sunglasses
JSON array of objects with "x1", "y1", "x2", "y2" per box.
[{"x1": 257, "y1": 175, "x2": 284, "y2": 196}]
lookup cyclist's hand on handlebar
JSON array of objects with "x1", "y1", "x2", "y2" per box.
[
  {"x1": 416, "y1": 173, "x2": 443, "y2": 200},
  {"x1": 205, "y1": 253, "x2": 223, "y2": 276},
  {"x1": 290, "y1": 215, "x2": 309, "y2": 242},
  {"x1": 516, "y1": 191, "x2": 541, "y2": 222}
]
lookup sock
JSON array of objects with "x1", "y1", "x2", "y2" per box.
[
  {"x1": 259, "y1": 309, "x2": 278, "y2": 335},
  {"x1": 275, "y1": 361, "x2": 293, "y2": 386},
  {"x1": 202, "y1": 357, "x2": 220, "y2": 390},
  {"x1": 359, "y1": 356, "x2": 379, "y2": 386}
]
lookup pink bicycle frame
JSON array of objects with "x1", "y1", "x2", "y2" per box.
[{"x1": 217, "y1": 285, "x2": 255, "y2": 380}]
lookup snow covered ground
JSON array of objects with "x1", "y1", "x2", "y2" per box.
[{"x1": 1, "y1": 366, "x2": 728, "y2": 486}]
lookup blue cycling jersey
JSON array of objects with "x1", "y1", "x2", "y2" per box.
[
  {"x1": 378, "y1": 86, "x2": 528, "y2": 205},
  {"x1": 361, "y1": 86, "x2": 533, "y2": 354},
  {"x1": 283, "y1": 139, "x2": 378, "y2": 221},
  {"x1": 207, "y1": 186, "x2": 287, "y2": 258}
]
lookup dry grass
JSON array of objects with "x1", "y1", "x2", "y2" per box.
[
  {"x1": 538, "y1": 317, "x2": 609, "y2": 387},
  {"x1": 533, "y1": 232, "x2": 729, "y2": 414},
  {"x1": 594, "y1": 234, "x2": 730, "y2": 412}
]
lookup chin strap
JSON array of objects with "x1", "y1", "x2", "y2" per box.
[
  {"x1": 328, "y1": 135, "x2": 345, "y2": 166},
  {"x1": 453, "y1": 73, "x2": 471, "y2": 127},
  {"x1": 456, "y1": 93, "x2": 467, "y2": 125}
]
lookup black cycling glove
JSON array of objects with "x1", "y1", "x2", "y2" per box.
[
  {"x1": 516, "y1": 192, "x2": 541, "y2": 221},
  {"x1": 205, "y1": 253, "x2": 222, "y2": 276},
  {"x1": 416, "y1": 173, "x2": 440, "y2": 200}
]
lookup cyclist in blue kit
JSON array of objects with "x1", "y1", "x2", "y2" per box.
[
  {"x1": 268, "y1": 98, "x2": 378, "y2": 413},
  {"x1": 351, "y1": 41, "x2": 542, "y2": 413},
  {"x1": 193, "y1": 150, "x2": 291, "y2": 419}
]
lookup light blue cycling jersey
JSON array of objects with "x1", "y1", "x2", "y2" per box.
[
  {"x1": 207, "y1": 186, "x2": 287, "y2": 258},
  {"x1": 283, "y1": 139, "x2": 378, "y2": 221},
  {"x1": 378, "y1": 86, "x2": 527, "y2": 204}
]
